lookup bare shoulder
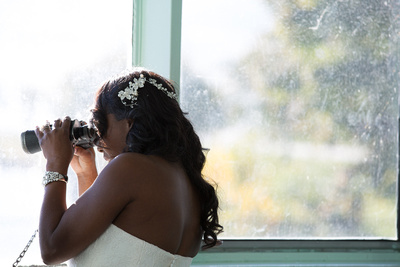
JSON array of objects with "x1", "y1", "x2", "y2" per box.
[
  {"x1": 100, "y1": 153, "x2": 155, "y2": 179},
  {"x1": 98, "y1": 152, "x2": 182, "y2": 190},
  {"x1": 98, "y1": 152, "x2": 196, "y2": 205},
  {"x1": 106, "y1": 152, "x2": 152, "y2": 169}
]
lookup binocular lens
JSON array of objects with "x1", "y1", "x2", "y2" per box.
[{"x1": 21, "y1": 130, "x2": 41, "y2": 154}]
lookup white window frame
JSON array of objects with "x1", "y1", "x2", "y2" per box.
[{"x1": 132, "y1": 0, "x2": 400, "y2": 265}]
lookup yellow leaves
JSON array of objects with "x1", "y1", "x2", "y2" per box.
[
  {"x1": 362, "y1": 193, "x2": 397, "y2": 237},
  {"x1": 296, "y1": 0, "x2": 318, "y2": 10}
]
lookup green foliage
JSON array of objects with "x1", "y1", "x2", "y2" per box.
[{"x1": 187, "y1": 0, "x2": 399, "y2": 238}]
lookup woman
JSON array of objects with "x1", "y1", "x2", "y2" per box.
[{"x1": 35, "y1": 68, "x2": 223, "y2": 266}]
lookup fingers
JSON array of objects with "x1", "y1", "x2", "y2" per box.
[
  {"x1": 54, "y1": 117, "x2": 71, "y2": 129},
  {"x1": 35, "y1": 121, "x2": 51, "y2": 139},
  {"x1": 36, "y1": 117, "x2": 71, "y2": 137},
  {"x1": 53, "y1": 118, "x2": 62, "y2": 128},
  {"x1": 74, "y1": 146, "x2": 95, "y2": 157},
  {"x1": 74, "y1": 146, "x2": 85, "y2": 156},
  {"x1": 61, "y1": 116, "x2": 71, "y2": 129},
  {"x1": 35, "y1": 126, "x2": 44, "y2": 139},
  {"x1": 41, "y1": 121, "x2": 52, "y2": 132}
]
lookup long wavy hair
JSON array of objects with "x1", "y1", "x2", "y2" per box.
[{"x1": 90, "y1": 68, "x2": 223, "y2": 249}]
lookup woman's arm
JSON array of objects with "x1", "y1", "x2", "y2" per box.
[
  {"x1": 70, "y1": 146, "x2": 98, "y2": 196},
  {"x1": 35, "y1": 118, "x2": 133, "y2": 264},
  {"x1": 39, "y1": 159, "x2": 135, "y2": 264},
  {"x1": 35, "y1": 118, "x2": 75, "y2": 263},
  {"x1": 39, "y1": 182, "x2": 68, "y2": 263}
]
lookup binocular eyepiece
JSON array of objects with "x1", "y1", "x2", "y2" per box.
[{"x1": 21, "y1": 119, "x2": 98, "y2": 154}]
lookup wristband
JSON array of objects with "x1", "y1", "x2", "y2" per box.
[{"x1": 43, "y1": 171, "x2": 68, "y2": 186}]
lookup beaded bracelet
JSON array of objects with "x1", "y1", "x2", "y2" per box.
[{"x1": 43, "y1": 171, "x2": 68, "y2": 186}]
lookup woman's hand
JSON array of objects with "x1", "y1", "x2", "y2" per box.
[
  {"x1": 71, "y1": 146, "x2": 98, "y2": 195},
  {"x1": 71, "y1": 146, "x2": 97, "y2": 176},
  {"x1": 35, "y1": 117, "x2": 74, "y2": 175}
]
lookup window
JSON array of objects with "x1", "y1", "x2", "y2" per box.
[
  {"x1": 181, "y1": 0, "x2": 398, "y2": 240},
  {"x1": 3, "y1": 0, "x2": 400, "y2": 266},
  {"x1": 0, "y1": 1, "x2": 132, "y2": 265}
]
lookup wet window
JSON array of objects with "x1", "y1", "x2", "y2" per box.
[
  {"x1": 181, "y1": 0, "x2": 399, "y2": 239},
  {"x1": 0, "y1": 1, "x2": 132, "y2": 264}
]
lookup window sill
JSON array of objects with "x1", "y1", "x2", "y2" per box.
[{"x1": 192, "y1": 240, "x2": 400, "y2": 266}]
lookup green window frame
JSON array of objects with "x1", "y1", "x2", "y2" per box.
[{"x1": 132, "y1": 0, "x2": 400, "y2": 265}]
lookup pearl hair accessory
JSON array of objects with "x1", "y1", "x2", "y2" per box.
[{"x1": 118, "y1": 74, "x2": 178, "y2": 108}]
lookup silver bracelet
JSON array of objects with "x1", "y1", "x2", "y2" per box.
[{"x1": 43, "y1": 171, "x2": 68, "y2": 186}]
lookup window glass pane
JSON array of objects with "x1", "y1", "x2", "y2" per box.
[
  {"x1": 181, "y1": 0, "x2": 399, "y2": 239},
  {"x1": 0, "y1": 0, "x2": 132, "y2": 265}
]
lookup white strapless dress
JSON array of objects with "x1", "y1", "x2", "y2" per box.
[{"x1": 68, "y1": 224, "x2": 193, "y2": 267}]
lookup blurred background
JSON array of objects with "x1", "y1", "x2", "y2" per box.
[
  {"x1": 181, "y1": 0, "x2": 399, "y2": 239},
  {"x1": 0, "y1": 0, "x2": 399, "y2": 265}
]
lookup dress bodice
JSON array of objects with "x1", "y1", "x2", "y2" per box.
[{"x1": 68, "y1": 224, "x2": 193, "y2": 267}]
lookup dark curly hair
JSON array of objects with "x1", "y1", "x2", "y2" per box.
[{"x1": 90, "y1": 68, "x2": 223, "y2": 249}]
